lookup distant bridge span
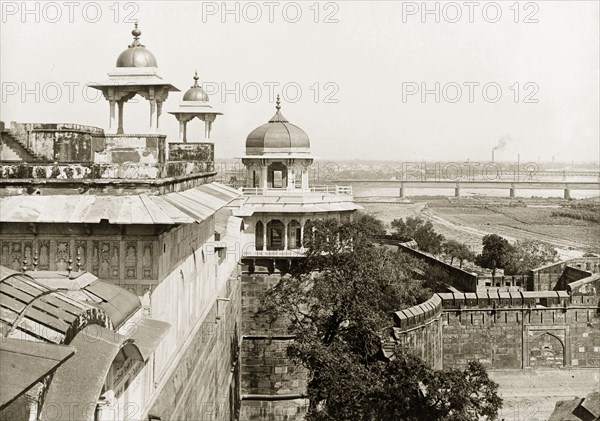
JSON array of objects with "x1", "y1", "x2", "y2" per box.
[{"x1": 326, "y1": 180, "x2": 600, "y2": 198}]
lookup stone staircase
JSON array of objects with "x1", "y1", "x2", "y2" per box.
[{"x1": 0, "y1": 130, "x2": 45, "y2": 162}]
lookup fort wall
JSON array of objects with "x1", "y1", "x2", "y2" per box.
[
  {"x1": 529, "y1": 257, "x2": 600, "y2": 291},
  {"x1": 568, "y1": 274, "x2": 600, "y2": 296},
  {"x1": 556, "y1": 266, "x2": 593, "y2": 290},
  {"x1": 148, "y1": 275, "x2": 241, "y2": 420},
  {"x1": 238, "y1": 251, "x2": 599, "y2": 421},
  {"x1": 388, "y1": 291, "x2": 600, "y2": 371},
  {"x1": 395, "y1": 243, "x2": 479, "y2": 292},
  {"x1": 390, "y1": 294, "x2": 443, "y2": 369},
  {"x1": 240, "y1": 266, "x2": 308, "y2": 421},
  {"x1": 477, "y1": 274, "x2": 527, "y2": 291}
]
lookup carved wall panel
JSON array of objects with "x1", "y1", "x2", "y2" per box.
[
  {"x1": 125, "y1": 241, "x2": 137, "y2": 279},
  {"x1": 142, "y1": 241, "x2": 153, "y2": 279},
  {"x1": 38, "y1": 240, "x2": 50, "y2": 270},
  {"x1": 1, "y1": 237, "x2": 158, "y2": 284},
  {"x1": 55, "y1": 241, "x2": 70, "y2": 271}
]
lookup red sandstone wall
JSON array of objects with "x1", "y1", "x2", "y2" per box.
[
  {"x1": 238, "y1": 265, "x2": 600, "y2": 420},
  {"x1": 391, "y1": 295, "x2": 443, "y2": 369},
  {"x1": 395, "y1": 243, "x2": 479, "y2": 292},
  {"x1": 439, "y1": 292, "x2": 600, "y2": 370},
  {"x1": 568, "y1": 274, "x2": 600, "y2": 296},
  {"x1": 240, "y1": 268, "x2": 308, "y2": 421},
  {"x1": 529, "y1": 257, "x2": 600, "y2": 291}
]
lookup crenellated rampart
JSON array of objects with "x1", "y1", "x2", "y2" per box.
[
  {"x1": 390, "y1": 295, "x2": 443, "y2": 369},
  {"x1": 389, "y1": 290, "x2": 599, "y2": 371}
]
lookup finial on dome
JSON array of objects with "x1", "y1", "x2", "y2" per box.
[
  {"x1": 132, "y1": 21, "x2": 141, "y2": 38},
  {"x1": 192, "y1": 71, "x2": 199, "y2": 88},
  {"x1": 129, "y1": 21, "x2": 144, "y2": 48},
  {"x1": 269, "y1": 95, "x2": 288, "y2": 123}
]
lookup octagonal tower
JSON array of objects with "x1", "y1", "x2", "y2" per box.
[{"x1": 234, "y1": 96, "x2": 361, "y2": 258}]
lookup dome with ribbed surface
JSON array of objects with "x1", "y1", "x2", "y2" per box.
[
  {"x1": 182, "y1": 72, "x2": 209, "y2": 102},
  {"x1": 116, "y1": 23, "x2": 158, "y2": 68},
  {"x1": 245, "y1": 97, "x2": 310, "y2": 155}
]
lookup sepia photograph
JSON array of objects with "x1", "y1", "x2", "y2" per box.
[{"x1": 0, "y1": 1, "x2": 599, "y2": 420}]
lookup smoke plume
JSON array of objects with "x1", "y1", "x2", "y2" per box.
[{"x1": 493, "y1": 135, "x2": 513, "y2": 151}]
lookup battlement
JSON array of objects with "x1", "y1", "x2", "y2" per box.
[
  {"x1": 392, "y1": 294, "x2": 442, "y2": 331},
  {"x1": 437, "y1": 290, "x2": 573, "y2": 309}
]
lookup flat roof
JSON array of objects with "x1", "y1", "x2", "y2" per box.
[{"x1": 0, "y1": 182, "x2": 240, "y2": 225}]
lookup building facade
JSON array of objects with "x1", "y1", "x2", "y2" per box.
[
  {"x1": 1, "y1": 24, "x2": 243, "y2": 421},
  {"x1": 232, "y1": 98, "x2": 361, "y2": 419}
]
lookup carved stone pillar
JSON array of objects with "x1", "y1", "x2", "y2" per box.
[
  {"x1": 179, "y1": 120, "x2": 185, "y2": 142},
  {"x1": 149, "y1": 99, "x2": 157, "y2": 131},
  {"x1": 156, "y1": 100, "x2": 163, "y2": 129},
  {"x1": 262, "y1": 220, "x2": 268, "y2": 251},
  {"x1": 261, "y1": 165, "x2": 268, "y2": 191},
  {"x1": 109, "y1": 100, "x2": 116, "y2": 132},
  {"x1": 301, "y1": 168, "x2": 309, "y2": 190},
  {"x1": 117, "y1": 100, "x2": 125, "y2": 135},
  {"x1": 205, "y1": 114, "x2": 216, "y2": 139},
  {"x1": 287, "y1": 166, "x2": 295, "y2": 191}
]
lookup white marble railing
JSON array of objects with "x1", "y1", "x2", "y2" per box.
[
  {"x1": 242, "y1": 247, "x2": 306, "y2": 258},
  {"x1": 241, "y1": 185, "x2": 352, "y2": 196}
]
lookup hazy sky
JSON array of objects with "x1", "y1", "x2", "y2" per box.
[{"x1": 1, "y1": 1, "x2": 598, "y2": 162}]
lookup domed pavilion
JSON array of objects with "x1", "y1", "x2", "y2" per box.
[
  {"x1": 168, "y1": 72, "x2": 222, "y2": 141},
  {"x1": 233, "y1": 96, "x2": 361, "y2": 256},
  {"x1": 89, "y1": 23, "x2": 179, "y2": 134}
]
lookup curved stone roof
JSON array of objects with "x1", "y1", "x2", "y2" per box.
[
  {"x1": 182, "y1": 72, "x2": 209, "y2": 102},
  {"x1": 0, "y1": 266, "x2": 140, "y2": 343},
  {"x1": 116, "y1": 23, "x2": 158, "y2": 68},
  {"x1": 245, "y1": 97, "x2": 310, "y2": 156}
]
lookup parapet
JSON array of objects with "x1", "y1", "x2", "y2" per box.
[
  {"x1": 437, "y1": 290, "x2": 571, "y2": 309},
  {"x1": 392, "y1": 294, "x2": 442, "y2": 331}
]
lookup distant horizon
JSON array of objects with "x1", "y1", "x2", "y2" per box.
[
  {"x1": 215, "y1": 157, "x2": 600, "y2": 166},
  {"x1": 2, "y1": 1, "x2": 598, "y2": 162}
]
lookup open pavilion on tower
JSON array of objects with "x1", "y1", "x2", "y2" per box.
[{"x1": 233, "y1": 96, "x2": 362, "y2": 258}]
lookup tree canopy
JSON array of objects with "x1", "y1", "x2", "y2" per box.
[
  {"x1": 443, "y1": 239, "x2": 476, "y2": 269},
  {"x1": 260, "y1": 216, "x2": 502, "y2": 420},
  {"x1": 475, "y1": 234, "x2": 514, "y2": 276},
  {"x1": 475, "y1": 235, "x2": 559, "y2": 276},
  {"x1": 504, "y1": 239, "x2": 559, "y2": 275},
  {"x1": 391, "y1": 216, "x2": 445, "y2": 255}
]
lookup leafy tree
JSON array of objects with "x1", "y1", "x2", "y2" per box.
[
  {"x1": 294, "y1": 346, "x2": 501, "y2": 421},
  {"x1": 421, "y1": 359, "x2": 502, "y2": 421},
  {"x1": 260, "y1": 217, "x2": 502, "y2": 420},
  {"x1": 504, "y1": 239, "x2": 559, "y2": 275},
  {"x1": 391, "y1": 216, "x2": 445, "y2": 255},
  {"x1": 475, "y1": 234, "x2": 515, "y2": 276},
  {"x1": 443, "y1": 239, "x2": 476, "y2": 269},
  {"x1": 353, "y1": 211, "x2": 387, "y2": 237}
]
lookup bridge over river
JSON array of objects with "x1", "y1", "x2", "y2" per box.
[{"x1": 327, "y1": 180, "x2": 600, "y2": 199}]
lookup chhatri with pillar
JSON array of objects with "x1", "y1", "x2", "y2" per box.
[
  {"x1": 89, "y1": 23, "x2": 179, "y2": 135},
  {"x1": 233, "y1": 97, "x2": 362, "y2": 258}
]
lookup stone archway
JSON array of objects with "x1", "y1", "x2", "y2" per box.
[
  {"x1": 266, "y1": 220, "x2": 285, "y2": 250},
  {"x1": 267, "y1": 162, "x2": 288, "y2": 188},
  {"x1": 255, "y1": 221, "x2": 264, "y2": 250},
  {"x1": 288, "y1": 220, "x2": 301, "y2": 249},
  {"x1": 529, "y1": 332, "x2": 565, "y2": 368}
]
